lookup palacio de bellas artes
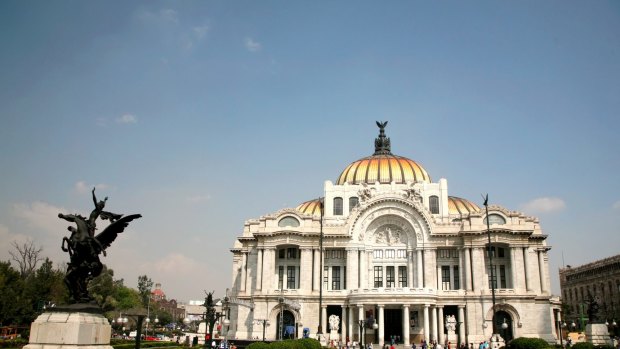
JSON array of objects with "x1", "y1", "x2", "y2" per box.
[{"x1": 227, "y1": 122, "x2": 559, "y2": 346}]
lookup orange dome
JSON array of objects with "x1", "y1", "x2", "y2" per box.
[
  {"x1": 447, "y1": 196, "x2": 480, "y2": 215},
  {"x1": 296, "y1": 198, "x2": 323, "y2": 216},
  {"x1": 337, "y1": 154, "x2": 431, "y2": 185}
]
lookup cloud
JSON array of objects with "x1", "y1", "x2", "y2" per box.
[
  {"x1": 138, "y1": 8, "x2": 179, "y2": 24},
  {"x1": 152, "y1": 253, "x2": 202, "y2": 274},
  {"x1": 74, "y1": 181, "x2": 111, "y2": 194},
  {"x1": 193, "y1": 25, "x2": 209, "y2": 40},
  {"x1": 520, "y1": 197, "x2": 566, "y2": 213},
  {"x1": 0, "y1": 224, "x2": 32, "y2": 260},
  {"x1": 11, "y1": 201, "x2": 69, "y2": 235},
  {"x1": 245, "y1": 38, "x2": 262, "y2": 52},
  {"x1": 116, "y1": 114, "x2": 137, "y2": 124}
]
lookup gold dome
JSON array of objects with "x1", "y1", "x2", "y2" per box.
[
  {"x1": 337, "y1": 154, "x2": 431, "y2": 185},
  {"x1": 448, "y1": 196, "x2": 480, "y2": 215},
  {"x1": 336, "y1": 121, "x2": 431, "y2": 185},
  {"x1": 296, "y1": 198, "x2": 323, "y2": 216}
]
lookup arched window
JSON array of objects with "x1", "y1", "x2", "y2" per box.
[
  {"x1": 349, "y1": 196, "x2": 359, "y2": 210},
  {"x1": 484, "y1": 214, "x2": 507, "y2": 225},
  {"x1": 429, "y1": 195, "x2": 439, "y2": 214},
  {"x1": 278, "y1": 216, "x2": 300, "y2": 228},
  {"x1": 333, "y1": 197, "x2": 343, "y2": 215}
]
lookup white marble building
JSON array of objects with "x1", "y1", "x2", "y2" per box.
[{"x1": 228, "y1": 123, "x2": 558, "y2": 345}]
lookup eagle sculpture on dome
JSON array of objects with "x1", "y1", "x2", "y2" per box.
[{"x1": 374, "y1": 120, "x2": 391, "y2": 154}]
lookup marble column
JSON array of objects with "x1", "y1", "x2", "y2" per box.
[
  {"x1": 408, "y1": 251, "x2": 414, "y2": 288},
  {"x1": 349, "y1": 306, "x2": 355, "y2": 342},
  {"x1": 437, "y1": 265, "x2": 442, "y2": 290},
  {"x1": 417, "y1": 249, "x2": 424, "y2": 288},
  {"x1": 360, "y1": 249, "x2": 367, "y2": 289},
  {"x1": 378, "y1": 305, "x2": 385, "y2": 346},
  {"x1": 523, "y1": 247, "x2": 532, "y2": 292},
  {"x1": 300, "y1": 248, "x2": 312, "y2": 291},
  {"x1": 424, "y1": 305, "x2": 430, "y2": 343},
  {"x1": 538, "y1": 249, "x2": 548, "y2": 293},
  {"x1": 464, "y1": 248, "x2": 472, "y2": 291},
  {"x1": 509, "y1": 247, "x2": 521, "y2": 291},
  {"x1": 240, "y1": 252, "x2": 247, "y2": 292},
  {"x1": 256, "y1": 249, "x2": 263, "y2": 291},
  {"x1": 458, "y1": 306, "x2": 465, "y2": 345},
  {"x1": 263, "y1": 248, "x2": 275, "y2": 291},
  {"x1": 403, "y1": 305, "x2": 410, "y2": 345},
  {"x1": 342, "y1": 305, "x2": 348, "y2": 342},
  {"x1": 347, "y1": 249, "x2": 358, "y2": 291},
  {"x1": 322, "y1": 306, "x2": 327, "y2": 338},
  {"x1": 313, "y1": 248, "x2": 320, "y2": 291},
  {"x1": 358, "y1": 305, "x2": 365, "y2": 341},
  {"x1": 438, "y1": 306, "x2": 444, "y2": 344},
  {"x1": 431, "y1": 306, "x2": 437, "y2": 342}
]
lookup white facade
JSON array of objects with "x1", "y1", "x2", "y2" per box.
[{"x1": 228, "y1": 124, "x2": 557, "y2": 345}]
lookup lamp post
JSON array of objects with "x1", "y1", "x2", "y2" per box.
[
  {"x1": 483, "y1": 195, "x2": 498, "y2": 343},
  {"x1": 358, "y1": 320, "x2": 365, "y2": 348},
  {"x1": 254, "y1": 319, "x2": 269, "y2": 341},
  {"x1": 317, "y1": 198, "x2": 324, "y2": 341}
]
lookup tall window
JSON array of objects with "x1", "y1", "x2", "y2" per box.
[
  {"x1": 386, "y1": 266, "x2": 395, "y2": 288},
  {"x1": 287, "y1": 266, "x2": 296, "y2": 289},
  {"x1": 442, "y1": 266, "x2": 451, "y2": 290},
  {"x1": 398, "y1": 266, "x2": 407, "y2": 287},
  {"x1": 286, "y1": 248, "x2": 297, "y2": 259},
  {"x1": 278, "y1": 266, "x2": 284, "y2": 289},
  {"x1": 333, "y1": 197, "x2": 343, "y2": 215},
  {"x1": 349, "y1": 197, "x2": 359, "y2": 210},
  {"x1": 374, "y1": 250, "x2": 383, "y2": 259},
  {"x1": 499, "y1": 265, "x2": 507, "y2": 288},
  {"x1": 488, "y1": 266, "x2": 497, "y2": 289},
  {"x1": 429, "y1": 195, "x2": 439, "y2": 214},
  {"x1": 453, "y1": 266, "x2": 460, "y2": 290},
  {"x1": 323, "y1": 266, "x2": 329, "y2": 289},
  {"x1": 374, "y1": 266, "x2": 383, "y2": 288},
  {"x1": 332, "y1": 266, "x2": 341, "y2": 290}
]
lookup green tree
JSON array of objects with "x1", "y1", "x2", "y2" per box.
[
  {"x1": 89, "y1": 265, "x2": 118, "y2": 311},
  {"x1": 0, "y1": 261, "x2": 23, "y2": 325},
  {"x1": 137, "y1": 275, "x2": 153, "y2": 308}
]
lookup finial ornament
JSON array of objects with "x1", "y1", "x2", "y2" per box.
[{"x1": 374, "y1": 121, "x2": 391, "y2": 155}]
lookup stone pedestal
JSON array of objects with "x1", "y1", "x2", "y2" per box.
[
  {"x1": 585, "y1": 324, "x2": 609, "y2": 346},
  {"x1": 25, "y1": 311, "x2": 112, "y2": 349},
  {"x1": 329, "y1": 330, "x2": 340, "y2": 341},
  {"x1": 490, "y1": 334, "x2": 505, "y2": 349}
]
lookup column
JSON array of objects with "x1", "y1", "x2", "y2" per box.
[
  {"x1": 347, "y1": 249, "x2": 359, "y2": 291},
  {"x1": 471, "y1": 248, "x2": 483, "y2": 292},
  {"x1": 403, "y1": 305, "x2": 410, "y2": 345},
  {"x1": 424, "y1": 305, "x2": 430, "y2": 343},
  {"x1": 378, "y1": 305, "x2": 385, "y2": 346},
  {"x1": 538, "y1": 249, "x2": 548, "y2": 293},
  {"x1": 464, "y1": 248, "x2": 472, "y2": 291},
  {"x1": 425, "y1": 250, "x2": 436, "y2": 290},
  {"x1": 509, "y1": 247, "x2": 521, "y2": 291},
  {"x1": 431, "y1": 306, "x2": 437, "y2": 342},
  {"x1": 263, "y1": 248, "x2": 275, "y2": 291},
  {"x1": 458, "y1": 306, "x2": 465, "y2": 345},
  {"x1": 313, "y1": 248, "x2": 320, "y2": 291},
  {"x1": 322, "y1": 306, "x2": 327, "y2": 337},
  {"x1": 349, "y1": 306, "x2": 354, "y2": 342},
  {"x1": 256, "y1": 249, "x2": 263, "y2": 291},
  {"x1": 301, "y1": 248, "x2": 312, "y2": 291},
  {"x1": 523, "y1": 247, "x2": 532, "y2": 292},
  {"x1": 437, "y1": 265, "x2": 442, "y2": 290},
  {"x1": 417, "y1": 249, "x2": 424, "y2": 288},
  {"x1": 358, "y1": 305, "x2": 365, "y2": 341},
  {"x1": 438, "y1": 306, "x2": 444, "y2": 344},
  {"x1": 240, "y1": 252, "x2": 247, "y2": 292},
  {"x1": 342, "y1": 305, "x2": 348, "y2": 342},
  {"x1": 408, "y1": 251, "x2": 414, "y2": 288},
  {"x1": 359, "y1": 249, "x2": 367, "y2": 289}
]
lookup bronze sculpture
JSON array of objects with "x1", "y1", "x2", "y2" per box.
[{"x1": 59, "y1": 188, "x2": 141, "y2": 303}]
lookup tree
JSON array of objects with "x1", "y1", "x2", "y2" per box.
[
  {"x1": 137, "y1": 275, "x2": 153, "y2": 308},
  {"x1": 9, "y1": 239, "x2": 43, "y2": 278},
  {"x1": 0, "y1": 261, "x2": 23, "y2": 325},
  {"x1": 89, "y1": 265, "x2": 118, "y2": 311}
]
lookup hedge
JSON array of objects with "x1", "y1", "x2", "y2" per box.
[{"x1": 508, "y1": 338, "x2": 550, "y2": 349}]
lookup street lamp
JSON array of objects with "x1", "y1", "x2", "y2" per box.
[
  {"x1": 483, "y1": 195, "x2": 498, "y2": 342},
  {"x1": 254, "y1": 319, "x2": 269, "y2": 341},
  {"x1": 317, "y1": 198, "x2": 324, "y2": 342}
]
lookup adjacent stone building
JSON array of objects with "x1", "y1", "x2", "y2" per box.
[
  {"x1": 228, "y1": 123, "x2": 558, "y2": 345},
  {"x1": 559, "y1": 254, "x2": 620, "y2": 328}
]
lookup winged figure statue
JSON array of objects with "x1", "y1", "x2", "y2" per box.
[{"x1": 59, "y1": 188, "x2": 141, "y2": 303}]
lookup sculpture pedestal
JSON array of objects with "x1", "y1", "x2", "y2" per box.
[
  {"x1": 25, "y1": 311, "x2": 112, "y2": 349},
  {"x1": 585, "y1": 324, "x2": 609, "y2": 346},
  {"x1": 329, "y1": 330, "x2": 340, "y2": 341},
  {"x1": 490, "y1": 334, "x2": 505, "y2": 349}
]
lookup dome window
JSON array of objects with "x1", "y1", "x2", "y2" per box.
[
  {"x1": 278, "y1": 216, "x2": 300, "y2": 228},
  {"x1": 349, "y1": 197, "x2": 359, "y2": 210},
  {"x1": 484, "y1": 214, "x2": 506, "y2": 225},
  {"x1": 429, "y1": 195, "x2": 439, "y2": 214},
  {"x1": 333, "y1": 197, "x2": 343, "y2": 215}
]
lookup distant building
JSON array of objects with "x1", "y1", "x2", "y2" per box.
[
  {"x1": 228, "y1": 123, "x2": 558, "y2": 345},
  {"x1": 150, "y1": 283, "x2": 184, "y2": 324},
  {"x1": 559, "y1": 254, "x2": 620, "y2": 327}
]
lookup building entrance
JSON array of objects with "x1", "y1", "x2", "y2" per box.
[{"x1": 384, "y1": 309, "x2": 403, "y2": 344}]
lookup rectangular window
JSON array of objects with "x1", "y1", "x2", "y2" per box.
[
  {"x1": 332, "y1": 266, "x2": 341, "y2": 290},
  {"x1": 278, "y1": 266, "x2": 284, "y2": 289},
  {"x1": 398, "y1": 266, "x2": 407, "y2": 287},
  {"x1": 374, "y1": 250, "x2": 383, "y2": 259},
  {"x1": 374, "y1": 266, "x2": 383, "y2": 288},
  {"x1": 488, "y1": 265, "x2": 497, "y2": 289},
  {"x1": 324, "y1": 266, "x2": 329, "y2": 289},
  {"x1": 333, "y1": 197, "x2": 343, "y2": 215},
  {"x1": 349, "y1": 197, "x2": 359, "y2": 210},
  {"x1": 287, "y1": 266, "x2": 296, "y2": 289},
  {"x1": 498, "y1": 248, "x2": 505, "y2": 258},
  {"x1": 453, "y1": 265, "x2": 460, "y2": 290},
  {"x1": 429, "y1": 195, "x2": 439, "y2": 214},
  {"x1": 287, "y1": 248, "x2": 297, "y2": 259},
  {"x1": 499, "y1": 265, "x2": 506, "y2": 288},
  {"x1": 386, "y1": 266, "x2": 395, "y2": 288},
  {"x1": 441, "y1": 265, "x2": 451, "y2": 290},
  {"x1": 344, "y1": 267, "x2": 347, "y2": 290},
  {"x1": 385, "y1": 249, "x2": 395, "y2": 259},
  {"x1": 279, "y1": 249, "x2": 285, "y2": 259},
  {"x1": 397, "y1": 250, "x2": 407, "y2": 258}
]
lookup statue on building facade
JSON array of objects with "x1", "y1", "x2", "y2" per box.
[{"x1": 59, "y1": 188, "x2": 141, "y2": 303}]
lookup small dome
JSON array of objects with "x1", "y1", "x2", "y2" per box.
[
  {"x1": 448, "y1": 196, "x2": 480, "y2": 215},
  {"x1": 296, "y1": 198, "x2": 323, "y2": 216},
  {"x1": 336, "y1": 121, "x2": 431, "y2": 185}
]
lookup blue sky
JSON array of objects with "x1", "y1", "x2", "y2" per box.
[{"x1": 1, "y1": 1, "x2": 619, "y2": 302}]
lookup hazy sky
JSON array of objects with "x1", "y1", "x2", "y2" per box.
[{"x1": 1, "y1": 1, "x2": 619, "y2": 303}]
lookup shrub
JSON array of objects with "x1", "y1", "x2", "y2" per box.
[
  {"x1": 570, "y1": 343, "x2": 593, "y2": 349},
  {"x1": 508, "y1": 337, "x2": 550, "y2": 349},
  {"x1": 247, "y1": 342, "x2": 270, "y2": 349}
]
